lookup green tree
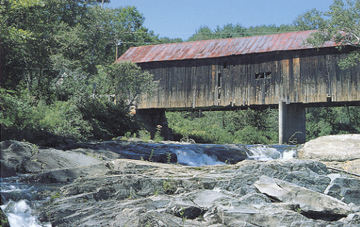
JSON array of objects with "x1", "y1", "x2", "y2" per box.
[
  {"x1": 0, "y1": 1, "x2": 159, "y2": 143},
  {"x1": 293, "y1": 8, "x2": 327, "y2": 30},
  {"x1": 187, "y1": 26, "x2": 215, "y2": 41},
  {"x1": 95, "y1": 61, "x2": 155, "y2": 107},
  {"x1": 306, "y1": 0, "x2": 360, "y2": 69}
]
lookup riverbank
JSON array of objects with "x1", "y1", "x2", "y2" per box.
[{"x1": 1, "y1": 135, "x2": 360, "y2": 226}]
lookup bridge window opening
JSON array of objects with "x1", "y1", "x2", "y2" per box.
[
  {"x1": 255, "y1": 72, "x2": 271, "y2": 80},
  {"x1": 255, "y1": 72, "x2": 264, "y2": 80},
  {"x1": 265, "y1": 72, "x2": 271, "y2": 79},
  {"x1": 223, "y1": 61, "x2": 227, "y2": 69}
]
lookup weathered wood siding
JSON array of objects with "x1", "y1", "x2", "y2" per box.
[{"x1": 137, "y1": 47, "x2": 360, "y2": 109}]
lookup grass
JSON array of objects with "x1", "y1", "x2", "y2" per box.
[
  {"x1": 31, "y1": 144, "x2": 39, "y2": 155},
  {"x1": 163, "y1": 179, "x2": 176, "y2": 194},
  {"x1": 50, "y1": 191, "x2": 61, "y2": 202}
]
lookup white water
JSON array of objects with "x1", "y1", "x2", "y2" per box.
[
  {"x1": 246, "y1": 145, "x2": 297, "y2": 161},
  {"x1": 174, "y1": 148, "x2": 225, "y2": 166},
  {"x1": 1, "y1": 181, "x2": 51, "y2": 227},
  {"x1": 170, "y1": 144, "x2": 297, "y2": 166},
  {"x1": 1, "y1": 200, "x2": 50, "y2": 227}
]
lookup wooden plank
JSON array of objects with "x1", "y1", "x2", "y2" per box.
[
  {"x1": 293, "y1": 56, "x2": 300, "y2": 103},
  {"x1": 211, "y1": 64, "x2": 216, "y2": 105},
  {"x1": 281, "y1": 58, "x2": 290, "y2": 103}
]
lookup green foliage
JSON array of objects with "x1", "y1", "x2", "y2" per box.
[
  {"x1": 77, "y1": 98, "x2": 139, "y2": 140},
  {"x1": 188, "y1": 23, "x2": 298, "y2": 42},
  {"x1": 166, "y1": 109, "x2": 278, "y2": 144},
  {"x1": 166, "y1": 152, "x2": 172, "y2": 164},
  {"x1": 1, "y1": 0, "x2": 157, "y2": 96},
  {"x1": 306, "y1": 106, "x2": 360, "y2": 140},
  {"x1": 0, "y1": 208, "x2": 9, "y2": 227},
  {"x1": 95, "y1": 61, "x2": 155, "y2": 107},
  {"x1": 293, "y1": 8, "x2": 327, "y2": 30},
  {"x1": 139, "y1": 130, "x2": 151, "y2": 142},
  {"x1": 31, "y1": 144, "x2": 39, "y2": 155},
  {"x1": 38, "y1": 101, "x2": 92, "y2": 139},
  {"x1": 163, "y1": 179, "x2": 176, "y2": 194},
  {"x1": 1, "y1": 88, "x2": 140, "y2": 143},
  {"x1": 0, "y1": 89, "x2": 92, "y2": 141},
  {"x1": 153, "y1": 125, "x2": 164, "y2": 142},
  {"x1": 149, "y1": 149, "x2": 154, "y2": 161},
  {"x1": 167, "y1": 106, "x2": 360, "y2": 144},
  {"x1": 50, "y1": 191, "x2": 61, "y2": 201},
  {"x1": 305, "y1": 0, "x2": 360, "y2": 69}
]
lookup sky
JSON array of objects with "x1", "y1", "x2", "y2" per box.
[{"x1": 106, "y1": 0, "x2": 334, "y2": 41}]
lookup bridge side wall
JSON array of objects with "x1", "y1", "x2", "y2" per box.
[{"x1": 136, "y1": 46, "x2": 360, "y2": 110}]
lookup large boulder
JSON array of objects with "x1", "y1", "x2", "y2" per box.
[{"x1": 298, "y1": 134, "x2": 360, "y2": 161}]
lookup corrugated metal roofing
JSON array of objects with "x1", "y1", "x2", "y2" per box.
[{"x1": 116, "y1": 30, "x2": 338, "y2": 63}]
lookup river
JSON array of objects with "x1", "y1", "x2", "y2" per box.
[{"x1": 1, "y1": 143, "x2": 297, "y2": 227}]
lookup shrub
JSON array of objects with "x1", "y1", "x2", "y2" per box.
[{"x1": 77, "y1": 98, "x2": 139, "y2": 140}]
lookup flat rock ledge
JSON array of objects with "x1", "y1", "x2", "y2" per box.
[{"x1": 2, "y1": 140, "x2": 360, "y2": 226}]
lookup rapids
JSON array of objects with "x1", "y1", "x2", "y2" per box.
[{"x1": 1, "y1": 143, "x2": 297, "y2": 226}]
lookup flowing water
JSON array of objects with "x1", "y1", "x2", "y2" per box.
[
  {"x1": 1, "y1": 178, "x2": 54, "y2": 227},
  {"x1": 246, "y1": 145, "x2": 297, "y2": 161},
  {"x1": 1, "y1": 143, "x2": 297, "y2": 227},
  {"x1": 172, "y1": 144, "x2": 297, "y2": 166}
]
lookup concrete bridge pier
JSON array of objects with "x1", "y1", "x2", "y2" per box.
[{"x1": 279, "y1": 102, "x2": 306, "y2": 144}]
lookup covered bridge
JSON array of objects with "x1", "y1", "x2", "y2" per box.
[{"x1": 117, "y1": 30, "x2": 360, "y2": 144}]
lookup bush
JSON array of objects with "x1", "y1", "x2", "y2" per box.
[
  {"x1": 38, "y1": 101, "x2": 92, "y2": 140},
  {"x1": 77, "y1": 98, "x2": 139, "y2": 140},
  {"x1": 1, "y1": 89, "x2": 140, "y2": 143},
  {"x1": 0, "y1": 89, "x2": 91, "y2": 144}
]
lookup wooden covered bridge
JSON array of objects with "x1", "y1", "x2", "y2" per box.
[{"x1": 117, "y1": 30, "x2": 360, "y2": 144}]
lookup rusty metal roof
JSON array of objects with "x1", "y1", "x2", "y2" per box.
[{"x1": 116, "y1": 30, "x2": 338, "y2": 63}]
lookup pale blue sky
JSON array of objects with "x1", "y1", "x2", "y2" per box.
[{"x1": 107, "y1": 0, "x2": 333, "y2": 41}]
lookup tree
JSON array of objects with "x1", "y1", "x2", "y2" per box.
[
  {"x1": 293, "y1": 8, "x2": 327, "y2": 30},
  {"x1": 0, "y1": 0, "x2": 160, "y2": 142},
  {"x1": 187, "y1": 26, "x2": 215, "y2": 41},
  {"x1": 306, "y1": 0, "x2": 360, "y2": 69},
  {"x1": 95, "y1": 61, "x2": 155, "y2": 107}
]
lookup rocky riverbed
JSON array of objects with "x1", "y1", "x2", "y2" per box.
[{"x1": 1, "y1": 135, "x2": 360, "y2": 227}]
